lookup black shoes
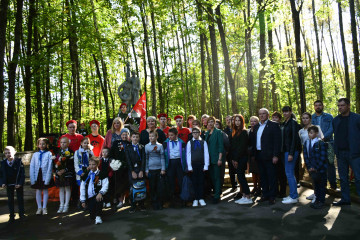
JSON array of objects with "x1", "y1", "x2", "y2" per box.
[
  {"x1": 256, "y1": 197, "x2": 269, "y2": 203},
  {"x1": 332, "y1": 200, "x2": 351, "y2": 206},
  {"x1": 268, "y1": 198, "x2": 276, "y2": 205}
]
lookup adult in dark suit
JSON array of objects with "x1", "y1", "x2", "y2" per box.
[{"x1": 251, "y1": 108, "x2": 281, "y2": 205}]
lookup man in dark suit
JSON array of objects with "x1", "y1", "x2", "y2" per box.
[{"x1": 252, "y1": 108, "x2": 281, "y2": 205}]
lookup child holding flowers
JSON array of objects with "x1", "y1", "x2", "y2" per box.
[{"x1": 54, "y1": 137, "x2": 75, "y2": 213}]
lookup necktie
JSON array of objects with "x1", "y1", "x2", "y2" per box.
[
  {"x1": 8, "y1": 161, "x2": 13, "y2": 167},
  {"x1": 39, "y1": 150, "x2": 45, "y2": 166},
  {"x1": 133, "y1": 145, "x2": 140, "y2": 158},
  {"x1": 171, "y1": 141, "x2": 177, "y2": 148},
  {"x1": 86, "y1": 171, "x2": 96, "y2": 183},
  {"x1": 194, "y1": 140, "x2": 201, "y2": 150},
  {"x1": 82, "y1": 151, "x2": 89, "y2": 167}
]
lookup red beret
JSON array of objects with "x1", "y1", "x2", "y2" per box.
[
  {"x1": 66, "y1": 120, "x2": 77, "y2": 127},
  {"x1": 120, "y1": 103, "x2": 127, "y2": 108},
  {"x1": 174, "y1": 115, "x2": 183, "y2": 120},
  {"x1": 89, "y1": 120, "x2": 100, "y2": 126},
  {"x1": 157, "y1": 113, "x2": 168, "y2": 119}
]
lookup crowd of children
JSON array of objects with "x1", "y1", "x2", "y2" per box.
[{"x1": 0, "y1": 109, "x2": 336, "y2": 225}]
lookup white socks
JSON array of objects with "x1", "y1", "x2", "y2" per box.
[{"x1": 59, "y1": 186, "x2": 71, "y2": 207}]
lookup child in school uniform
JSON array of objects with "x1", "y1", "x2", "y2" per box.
[
  {"x1": 1, "y1": 146, "x2": 25, "y2": 222},
  {"x1": 125, "y1": 132, "x2": 146, "y2": 213},
  {"x1": 80, "y1": 157, "x2": 109, "y2": 224},
  {"x1": 54, "y1": 137, "x2": 75, "y2": 213},
  {"x1": 186, "y1": 126, "x2": 210, "y2": 207},
  {"x1": 163, "y1": 127, "x2": 187, "y2": 206},
  {"x1": 99, "y1": 147, "x2": 113, "y2": 208},
  {"x1": 30, "y1": 138, "x2": 54, "y2": 215},
  {"x1": 74, "y1": 137, "x2": 94, "y2": 186},
  {"x1": 145, "y1": 131, "x2": 166, "y2": 210},
  {"x1": 303, "y1": 126, "x2": 328, "y2": 209}
]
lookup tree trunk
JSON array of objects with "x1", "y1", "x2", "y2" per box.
[
  {"x1": 172, "y1": 2, "x2": 187, "y2": 118},
  {"x1": 125, "y1": 17, "x2": 139, "y2": 78},
  {"x1": 90, "y1": 0, "x2": 110, "y2": 120},
  {"x1": 140, "y1": 3, "x2": 156, "y2": 116},
  {"x1": 7, "y1": 0, "x2": 23, "y2": 146},
  {"x1": 207, "y1": 4, "x2": 221, "y2": 119},
  {"x1": 312, "y1": 0, "x2": 323, "y2": 101},
  {"x1": 66, "y1": 0, "x2": 81, "y2": 121},
  {"x1": 0, "y1": 0, "x2": 9, "y2": 150},
  {"x1": 350, "y1": 0, "x2": 360, "y2": 112},
  {"x1": 289, "y1": 0, "x2": 306, "y2": 114},
  {"x1": 338, "y1": 2, "x2": 351, "y2": 100},
  {"x1": 244, "y1": 0, "x2": 254, "y2": 116},
  {"x1": 216, "y1": 5, "x2": 238, "y2": 114},
  {"x1": 197, "y1": 2, "x2": 207, "y2": 115},
  {"x1": 267, "y1": 16, "x2": 278, "y2": 111},
  {"x1": 150, "y1": 1, "x2": 164, "y2": 113},
  {"x1": 256, "y1": 0, "x2": 266, "y2": 112},
  {"x1": 205, "y1": 36, "x2": 213, "y2": 115},
  {"x1": 23, "y1": 0, "x2": 34, "y2": 149}
]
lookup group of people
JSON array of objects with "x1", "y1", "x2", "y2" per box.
[{"x1": 1, "y1": 98, "x2": 360, "y2": 225}]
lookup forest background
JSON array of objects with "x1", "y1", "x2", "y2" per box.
[{"x1": 0, "y1": 0, "x2": 360, "y2": 151}]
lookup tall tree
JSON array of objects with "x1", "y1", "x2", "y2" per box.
[
  {"x1": 197, "y1": 2, "x2": 207, "y2": 115},
  {"x1": 7, "y1": 0, "x2": 23, "y2": 146},
  {"x1": 207, "y1": 3, "x2": 221, "y2": 118},
  {"x1": 338, "y1": 1, "x2": 350, "y2": 99},
  {"x1": 216, "y1": 4, "x2": 238, "y2": 114},
  {"x1": 65, "y1": 0, "x2": 81, "y2": 120},
  {"x1": 312, "y1": 0, "x2": 323, "y2": 101},
  {"x1": 267, "y1": 15, "x2": 278, "y2": 111},
  {"x1": 140, "y1": 2, "x2": 156, "y2": 115},
  {"x1": 150, "y1": 0, "x2": 164, "y2": 113},
  {"x1": 350, "y1": 0, "x2": 360, "y2": 112},
  {"x1": 244, "y1": 0, "x2": 254, "y2": 116},
  {"x1": 289, "y1": 0, "x2": 306, "y2": 114},
  {"x1": 256, "y1": 0, "x2": 266, "y2": 112},
  {"x1": 0, "y1": 0, "x2": 9, "y2": 149}
]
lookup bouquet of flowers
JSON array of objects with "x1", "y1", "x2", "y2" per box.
[{"x1": 54, "y1": 151, "x2": 73, "y2": 180}]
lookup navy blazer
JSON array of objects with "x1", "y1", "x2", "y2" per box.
[
  {"x1": 333, "y1": 112, "x2": 360, "y2": 159},
  {"x1": 252, "y1": 120, "x2": 281, "y2": 160},
  {"x1": 1, "y1": 158, "x2": 25, "y2": 186}
]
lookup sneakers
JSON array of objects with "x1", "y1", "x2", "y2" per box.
[
  {"x1": 116, "y1": 202, "x2": 124, "y2": 209},
  {"x1": 282, "y1": 196, "x2": 291, "y2": 201},
  {"x1": 95, "y1": 216, "x2": 103, "y2": 224},
  {"x1": 36, "y1": 208, "x2": 42, "y2": 215},
  {"x1": 235, "y1": 197, "x2": 253, "y2": 205},
  {"x1": 105, "y1": 203, "x2": 111, "y2": 208},
  {"x1": 42, "y1": 208, "x2": 48, "y2": 215},
  {"x1": 199, "y1": 199, "x2": 206, "y2": 207},
  {"x1": 306, "y1": 194, "x2": 315, "y2": 200},
  {"x1": 282, "y1": 197, "x2": 298, "y2": 204},
  {"x1": 192, "y1": 200, "x2": 199, "y2": 207},
  {"x1": 57, "y1": 206, "x2": 64, "y2": 214},
  {"x1": 63, "y1": 205, "x2": 69, "y2": 213}
]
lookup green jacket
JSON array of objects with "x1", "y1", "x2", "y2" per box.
[{"x1": 205, "y1": 128, "x2": 224, "y2": 164}]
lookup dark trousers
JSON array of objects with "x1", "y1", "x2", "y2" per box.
[
  {"x1": 7, "y1": 185, "x2": 25, "y2": 218},
  {"x1": 168, "y1": 158, "x2": 184, "y2": 199},
  {"x1": 149, "y1": 169, "x2": 162, "y2": 207},
  {"x1": 276, "y1": 156, "x2": 287, "y2": 195},
  {"x1": 310, "y1": 171, "x2": 327, "y2": 203},
  {"x1": 220, "y1": 157, "x2": 237, "y2": 189},
  {"x1": 236, "y1": 157, "x2": 250, "y2": 195},
  {"x1": 191, "y1": 163, "x2": 205, "y2": 200},
  {"x1": 257, "y1": 152, "x2": 277, "y2": 199},
  {"x1": 87, "y1": 196, "x2": 103, "y2": 220},
  {"x1": 72, "y1": 178, "x2": 79, "y2": 203}
]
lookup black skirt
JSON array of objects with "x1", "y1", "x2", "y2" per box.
[
  {"x1": 31, "y1": 168, "x2": 52, "y2": 189},
  {"x1": 110, "y1": 167, "x2": 129, "y2": 199}
]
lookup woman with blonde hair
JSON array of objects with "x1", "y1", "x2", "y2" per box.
[{"x1": 102, "y1": 117, "x2": 124, "y2": 151}]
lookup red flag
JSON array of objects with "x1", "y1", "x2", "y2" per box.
[{"x1": 132, "y1": 92, "x2": 147, "y2": 132}]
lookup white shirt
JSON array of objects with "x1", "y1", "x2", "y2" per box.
[
  {"x1": 306, "y1": 137, "x2": 320, "y2": 157},
  {"x1": 299, "y1": 125, "x2": 324, "y2": 145},
  {"x1": 87, "y1": 170, "x2": 97, "y2": 198},
  {"x1": 256, "y1": 120, "x2": 268, "y2": 150},
  {"x1": 169, "y1": 139, "x2": 181, "y2": 159}
]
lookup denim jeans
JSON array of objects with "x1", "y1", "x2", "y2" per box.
[
  {"x1": 283, "y1": 151, "x2": 300, "y2": 199},
  {"x1": 327, "y1": 142, "x2": 337, "y2": 188},
  {"x1": 337, "y1": 151, "x2": 360, "y2": 202}
]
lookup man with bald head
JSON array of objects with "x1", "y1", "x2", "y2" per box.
[{"x1": 251, "y1": 108, "x2": 281, "y2": 205}]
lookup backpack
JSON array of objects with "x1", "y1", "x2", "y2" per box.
[
  {"x1": 130, "y1": 179, "x2": 147, "y2": 202},
  {"x1": 180, "y1": 175, "x2": 194, "y2": 201}
]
